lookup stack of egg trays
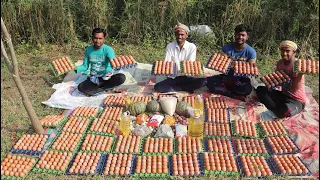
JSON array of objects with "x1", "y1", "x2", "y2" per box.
[
  {"x1": 179, "y1": 61, "x2": 205, "y2": 77},
  {"x1": 151, "y1": 61, "x2": 178, "y2": 77},
  {"x1": 2, "y1": 154, "x2": 39, "y2": 180},
  {"x1": 236, "y1": 155, "x2": 274, "y2": 178},
  {"x1": 102, "y1": 95, "x2": 126, "y2": 108},
  {"x1": 141, "y1": 138, "x2": 175, "y2": 155},
  {"x1": 86, "y1": 118, "x2": 118, "y2": 137},
  {"x1": 268, "y1": 155, "x2": 312, "y2": 176},
  {"x1": 260, "y1": 75, "x2": 292, "y2": 91},
  {"x1": 41, "y1": 116, "x2": 69, "y2": 129},
  {"x1": 230, "y1": 120, "x2": 260, "y2": 139},
  {"x1": 204, "y1": 137, "x2": 235, "y2": 154},
  {"x1": 111, "y1": 136, "x2": 143, "y2": 155},
  {"x1": 65, "y1": 152, "x2": 106, "y2": 175},
  {"x1": 10, "y1": 134, "x2": 50, "y2": 157},
  {"x1": 99, "y1": 154, "x2": 136, "y2": 177},
  {"x1": 173, "y1": 138, "x2": 205, "y2": 154},
  {"x1": 132, "y1": 154, "x2": 170, "y2": 178},
  {"x1": 232, "y1": 137, "x2": 269, "y2": 157},
  {"x1": 113, "y1": 61, "x2": 137, "y2": 71},
  {"x1": 205, "y1": 53, "x2": 232, "y2": 75},
  {"x1": 200, "y1": 152, "x2": 239, "y2": 176},
  {"x1": 168, "y1": 153, "x2": 204, "y2": 177},
  {"x1": 50, "y1": 56, "x2": 75, "y2": 77},
  {"x1": 256, "y1": 121, "x2": 289, "y2": 138},
  {"x1": 263, "y1": 136, "x2": 301, "y2": 155},
  {"x1": 204, "y1": 108, "x2": 231, "y2": 124},
  {"x1": 70, "y1": 107, "x2": 103, "y2": 120},
  {"x1": 78, "y1": 133, "x2": 116, "y2": 154},
  {"x1": 62, "y1": 115, "x2": 95, "y2": 136},
  {"x1": 96, "y1": 107, "x2": 123, "y2": 121},
  {"x1": 32, "y1": 150, "x2": 75, "y2": 175},
  {"x1": 293, "y1": 60, "x2": 319, "y2": 75},
  {"x1": 204, "y1": 122, "x2": 232, "y2": 138}
]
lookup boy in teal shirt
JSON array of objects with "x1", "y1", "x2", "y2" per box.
[{"x1": 76, "y1": 28, "x2": 126, "y2": 96}]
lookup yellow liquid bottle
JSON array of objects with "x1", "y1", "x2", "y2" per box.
[
  {"x1": 194, "y1": 95, "x2": 204, "y2": 115},
  {"x1": 188, "y1": 109, "x2": 204, "y2": 139},
  {"x1": 120, "y1": 111, "x2": 131, "y2": 136}
]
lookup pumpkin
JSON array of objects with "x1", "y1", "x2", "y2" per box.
[
  {"x1": 136, "y1": 114, "x2": 148, "y2": 125},
  {"x1": 146, "y1": 100, "x2": 162, "y2": 112},
  {"x1": 128, "y1": 102, "x2": 146, "y2": 116},
  {"x1": 175, "y1": 101, "x2": 190, "y2": 117}
]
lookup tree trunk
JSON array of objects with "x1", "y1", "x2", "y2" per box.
[{"x1": 1, "y1": 17, "x2": 44, "y2": 134}]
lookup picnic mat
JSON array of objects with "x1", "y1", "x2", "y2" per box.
[{"x1": 42, "y1": 63, "x2": 319, "y2": 178}]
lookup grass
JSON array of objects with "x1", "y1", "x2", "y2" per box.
[{"x1": 1, "y1": 43, "x2": 318, "y2": 179}]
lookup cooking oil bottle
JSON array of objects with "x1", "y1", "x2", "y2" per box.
[
  {"x1": 120, "y1": 111, "x2": 131, "y2": 136},
  {"x1": 194, "y1": 95, "x2": 204, "y2": 115},
  {"x1": 188, "y1": 108, "x2": 204, "y2": 139}
]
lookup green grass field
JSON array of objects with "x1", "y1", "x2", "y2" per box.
[{"x1": 1, "y1": 43, "x2": 318, "y2": 180}]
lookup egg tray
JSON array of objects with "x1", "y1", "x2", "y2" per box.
[
  {"x1": 32, "y1": 151, "x2": 76, "y2": 175},
  {"x1": 173, "y1": 138, "x2": 205, "y2": 154},
  {"x1": 168, "y1": 153, "x2": 204, "y2": 177},
  {"x1": 10, "y1": 134, "x2": 50, "y2": 157},
  {"x1": 141, "y1": 138, "x2": 175, "y2": 155},
  {"x1": 230, "y1": 121, "x2": 260, "y2": 139},
  {"x1": 111, "y1": 136, "x2": 143, "y2": 154},
  {"x1": 293, "y1": 60, "x2": 319, "y2": 75},
  {"x1": 179, "y1": 62, "x2": 205, "y2": 77},
  {"x1": 263, "y1": 136, "x2": 301, "y2": 155},
  {"x1": 86, "y1": 129, "x2": 117, "y2": 137},
  {"x1": 50, "y1": 56, "x2": 75, "y2": 77},
  {"x1": 204, "y1": 137, "x2": 235, "y2": 154},
  {"x1": 113, "y1": 62, "x2": 138, "y2": 71},
  {"x1": 205, "y1": 54, "x2": 232, "y2": 75},
  {"x1": 233, "y1": 138, "x2": 270, "y2": 157},
  {"x1": 151, "y1": 62, "x2": 178, "y2": 77},
  {"x1": 1, "y1": 154, "x2": 39, "y2": 180},
  {"x1": 99, "y1": 154, "x2": 136, "y2": 177},
  {"x1": 96, "y1": 107, "x2": 124, "y2": 121},
  {"x1": 78, "y1": 134, "x2": 116, "y2": 154},
  {"x1": 259, "y1": 76, "x2": 292, "y2": 91},
  {"x1": 61, "y1": 116, "x2": 94, "y2": 135},
  {"x1": 236, "y1": 155, "x2": 274, "y2": 178},
  {"x1": 69, "y1": 107, "x2": 102, "y2": 119},
  {"x1": 47, "y1": 130, "x2": 86, "y2": 154},
  {"x1": 233, "y1": 72, "x2": 258, "y2": 78},
  {"x1": 132, "y1": 155, "x2": 170, "y2": 178},
  {"x1": 65, "y1": 152, "x2": 106, "y2": 175},
  {"x1": 41, "y1": 116, "x2": 69, "y2": 129},
  {"x1": 204, "y1": 108, "x2": 230, "y2": 124},
  {"x1": 268, "y1": 156, "x2": 312, "y2": 177},
  {"x1": 204, "y1": 123, "x2": 232, "y2": 138},
  {"x1": 256, "y1": 122, "x2": 289, "y2": 138},
  {"x1": 200, "y1": 153, "x2": 240, "y2": 176}
]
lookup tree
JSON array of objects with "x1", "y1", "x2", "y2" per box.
[{"x1": 1, "y1": 17, "x2": 44, "y2": 134}]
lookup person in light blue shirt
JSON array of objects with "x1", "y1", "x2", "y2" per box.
[
  {"x1": 76, "y1": 28, "x2": 126, "y2": 96},
  {"x1": 206, "y1": 24, "x2": 257, "y2": 101}
]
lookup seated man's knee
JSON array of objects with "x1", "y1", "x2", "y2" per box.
[{"x1": 117, "y1": 73, "x2": 126, "y2": 84}]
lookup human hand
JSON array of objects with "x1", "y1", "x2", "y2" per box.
[{"x1": 75, "y1": 60, "x2": 83, "y2": 66}]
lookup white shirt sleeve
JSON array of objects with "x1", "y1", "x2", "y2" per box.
[
  {"x1": 165, "y1": 45, "x2": 173, "y2": 62},
  {"x1": 188, "y1": 45, "x2": 197, "y2": 61}
]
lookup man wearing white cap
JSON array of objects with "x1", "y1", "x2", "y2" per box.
[
  {"x1": 154, "y1": 22, "x2": 207, "y2": 93},
  {"x1": 256, "y1": 40, "x2": 306, "y2": 118}
]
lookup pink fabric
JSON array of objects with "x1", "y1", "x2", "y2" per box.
[{"x1": 276, "y1": 59, "x2": 306, "y2": 104}]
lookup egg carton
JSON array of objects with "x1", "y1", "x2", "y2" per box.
[
  {"x1": 233, "y1": 137, "x2": 270, "y2": 157},
  {"x1": 47, "y1": 131, "x2": 86, "y2": 154},
  {"x1": 141, "y1": 138, "x2": 175, "y2": 155},
  {"x1": 204, "y1": 122, "x2": 232, "y2": 138},
  {"x1": 233, "y1": 72, "x2": 258, "y2": 78},
  {"x1": 1, "y1": 154, "x2": 39, "y2": 180},
  {"x1": 32, "y1": 151, "x2": 76, "y2": 175},
  {"x1": 102, "y1": 96, "x2": 126, "y2": 108},
  {"x1": 256, "y1": 122, "x2": 289, "y2": 138},
  {"x1": 204, "y1": 98, "x2": 229, "y2": 109},
  {"x1": 69, "y1": 107, "x2": 103, "y2": 119},
  {"x1": 173, "y1": 138, "x2": 205, "y2": 154},
  {"x1": 111, "y1": 136, "x2": 143, "y2": 154},
  {"x1": 132, "y1": 155, "x2": 170, "y2": 178},
  {"x1": 231, "y1": 121, "x2": 260, "y2": 139},
  {"x1": 50, "y1": 56, "x2": 76, "y2": 77},
  {"x1": 260, "y1": 76, "x2": 292, "y2": 91},
  {"x1": 113, "y1": 62, "x2": 138, "y2": 71},
  {"x1": 151, "y1": 61, "x2": 178, "y2": 77},
  {"x1": 41, "y1": 116, "x2": 69, "y2": 129},
  {"x1": 99, "y1": 154, "x2": 136, "y2": 177},
  {"x1": 78, "y1": 134, "x2": 115, "y2": 154},
  {"x1": 10, "y1": 134, "x2": 50, "y2": 157},
  {"x1": 86, "y1": 129, "x2": 117, "y2": 137},
  {"x1": 263, "y1": 136, "x2": 301, "y2": 155},
  {"x1": 65, "y1": 152, "x2": 106, "y2": 175},
  {"x1": 204, "y1": 108, "x2": 230, "y2": 124},
  {"x1": 96, "y1": 107, "x2": 124, "y2": 121},
  {"x1": 200, "y1": 153, "x2": 240, "y2": 176},
  {"x1": 236, "y1": 155, "x2": 274, "y2": 178},
  {"x1": 205, "y1": 54, "x2": 232, "y2": 75},
  {"x1": 168, "y1": 153, "x2": 204, "y2": 177},
  {"x1": 204, "y1": 137, "x2": 235, "y2": 154},
  {"x1": 179, "y1": 61, "x2": 205, "y2": 77},
  {"x1": 293, "y1": 60, "x2": 319, "y2": 75},
  {"x1": 61, "y1": 116, "x2": 94, "y2": 135},
  {"x1": 268, "y1": 156, "x2": 312, "y2": 176}
]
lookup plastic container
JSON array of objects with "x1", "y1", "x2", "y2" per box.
[
  {"x1": 188, "y1": 108, "x2": 204, "y2": 139},
  {"x1": 119, "y1": 111, "x2": 131, "y2": 136}
]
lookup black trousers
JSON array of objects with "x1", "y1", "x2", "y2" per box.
[
  {"x1": 78, "y1": 73, "x2": 126, "y2": 96},
  {"x1": 154, "y1": 76, "x2": 207, "y2": 93},
  {"x1": 256, "y1": 86, "x2": 305, "y2": 118}
]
